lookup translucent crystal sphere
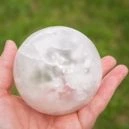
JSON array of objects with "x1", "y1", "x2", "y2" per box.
[{"x1": 14, "y1": 26, "x2": 102, "y2": 115}]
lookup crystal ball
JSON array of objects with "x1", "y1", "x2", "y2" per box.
[{"x1": 14, "y1": 26, "x2": 102, "y2": 115}]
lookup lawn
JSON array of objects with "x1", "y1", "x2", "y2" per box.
[{"x1": 0, "y1": 0, "x2": 129, "y2": 128}]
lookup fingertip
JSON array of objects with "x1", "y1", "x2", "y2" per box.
[
  {"x1": 0, "y1": 40, "x2": 17, "y2": 69},
  {"x1": 102, "y1": 55, "x2": 117, "y2": 65},
  {"x1": 2, "y1": 40, "x2": 17, "y2": 58},
  {"x1": 5, "y1": 40, "x2": 17, "y2": 51},
  {"x1": 107, "y1": 55, "x2": 117, "y2": 64},
  {"x1": 116, "y1": 64, "x2": 129, "y2": 76},
  {"x1": 102, "y1": 55, "x2": 117, "y2": 77}
]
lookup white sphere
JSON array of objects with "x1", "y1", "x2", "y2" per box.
[{"x1": 14, "y1": 26, "x2": 102, "y2": 115}]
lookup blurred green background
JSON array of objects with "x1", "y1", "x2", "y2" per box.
[{"x1": 0, "y1": 0, "x2": 129, "y2": 128}]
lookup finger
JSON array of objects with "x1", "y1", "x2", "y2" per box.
[
  {"x1": 78, "y1": 65, "x2": 128, "y2": 129},
  {"x1": 101, "y1": 56, "x2": 117, "y2": 77},
  {"x1": 0, "y1": 40, "x2": 17, "y2": 90},
  {"x1": 88, "y1": 65, "x2": 128, "y2": 117}
]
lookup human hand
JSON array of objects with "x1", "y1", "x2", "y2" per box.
[{"x1": 0, "y1": 40, "x2": 128, "y2": 129}]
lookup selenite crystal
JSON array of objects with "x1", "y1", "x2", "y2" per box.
[{"x1": 13, "y1": 26, "x2": 102, "y2": 115}]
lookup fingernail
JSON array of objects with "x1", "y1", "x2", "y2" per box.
[
  {"x1": 4, "y1": 40, "x2": 14, "y2": 49},
  {"x1": 119, "y1": 65, "x2": 129, "y2": 76},
  {"x1": 5, "y1": 40, "x2": 12, "y2": 45},
  {"x1": 5, "y1": 40, "x2": 10, "y2": 47}
]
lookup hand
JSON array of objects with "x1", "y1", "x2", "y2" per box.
[{"x1": 0, "y1": 40, "x2": 128, "y2": 129}]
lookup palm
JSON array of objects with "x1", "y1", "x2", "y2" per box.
[
  {"x1": 0, "y1": 41, "x2": 128, "y2": 129},
  {"x1": 0, "y1": 94, "x2": 82, "y2": 129}
]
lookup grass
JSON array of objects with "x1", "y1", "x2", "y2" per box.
[{"x1": 0, "y1": 0, "x2": 129, "y2": 128}]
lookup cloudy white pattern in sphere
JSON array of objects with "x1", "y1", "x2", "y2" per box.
[{"x1": 14, "y1": 26, "x2": 102, "y2": 115}]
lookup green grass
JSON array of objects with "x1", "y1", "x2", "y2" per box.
[{"x1": 0, "y1": 0, "x2": 129, "y2": 128}]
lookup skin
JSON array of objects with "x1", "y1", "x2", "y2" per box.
[{"x1": 0, "y1": 40, "x2": 128, "y2": 129}]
